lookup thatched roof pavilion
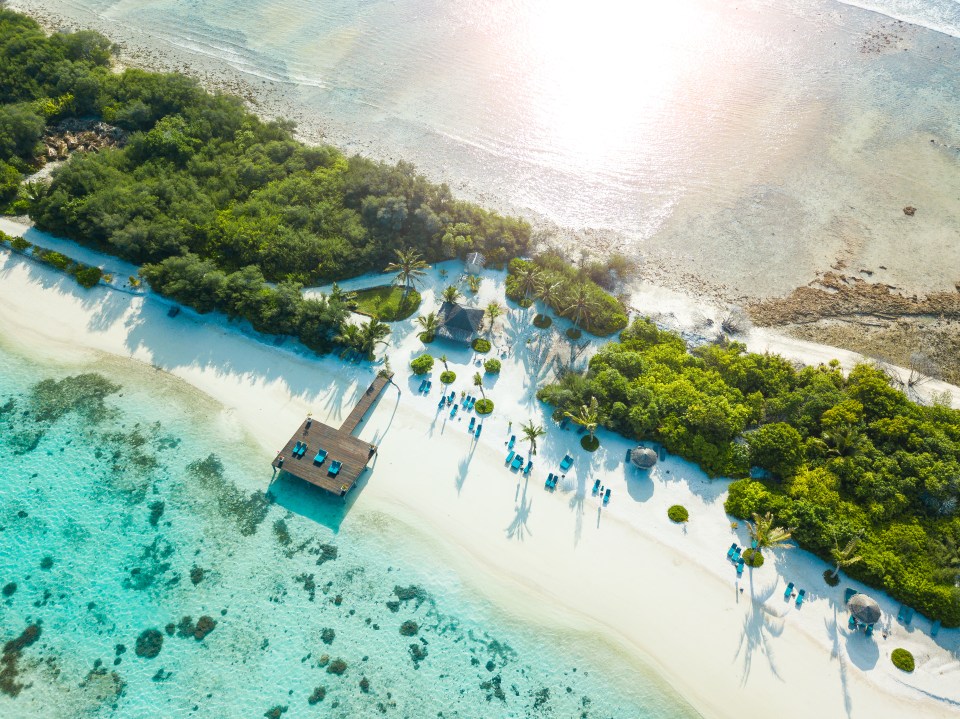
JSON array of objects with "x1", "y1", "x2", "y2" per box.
[
  {"x1": 847, "y1": 593, "x2": 882, "y2": 624},
  {"x1": 630, "y1": 447, "x2": 658, "y2": 469},
  {"x1": 435, "y1": 301, "x2": 484, "y2": 344}
]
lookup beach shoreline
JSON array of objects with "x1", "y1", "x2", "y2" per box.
[{"x1": 2, "y1": 240, "x2": 958, "y2": 718}]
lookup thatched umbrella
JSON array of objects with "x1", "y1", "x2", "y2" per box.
[
  {"x1": 847, "y1": 593, "x2": 881, "y2": 625},
  {"x1": 630, "y1": 447, "x2": 658, "y2": 470}
]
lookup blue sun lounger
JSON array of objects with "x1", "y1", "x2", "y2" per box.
[
  {"x1": 559, "y1": 454, "x2": 574, "y2": 471},
  {"x1": 418, "y1": 379, "x2": 427, "y2": 392},
  {"x1": 511, "y1": 454, "x2": 524, "y2": 470},
  {"x1": 438, "y1": 396, "x2": 445, "y2": 409},
  {"x1": 524, "y1": 459, "x2": 532, "y2": 475},
  {"x1": 730, "y1": 546, "x2": 741, "y2": 563},
  {"x1": 292, "y1": 441, "x2": 302, "y2": 456},
  {"x1": 592, "y1": 479, "x2": 601, "y2": 494},
  {"x1": 475, "y1": 423, "x2": 482, "y2": 438},
  {"x1": 784, "y1": 582, "x2": 794, "y2": 599},
  {"x1": 508, "y1": 435, "x2": 516, "y2": 449},
  {"x1": 864, "y1": 623, "x2": 874, "y2": 637},
  {"x1": 726, "y1": 543, "x2": 738, "y2": 560},
  {"x1": 736, "y1": 558, "x2": 745, "y2": 576},
  {"x1": 795, "y1": 589, "x2": 806, "y2": 607},
  {"x1": 469, "y1": 417, "x2": 476, "y2": 432},
  {"x1": 545, "y1": 472, "x2": 554, "y2": 488},
  {"x1": 294, "y1": 442, "x2": 307, "y2": 458},
  {"x1": 313, "y1": 449, "x2": 328, "y2": 465},
  {"x1": 425, "y1": 380, "x2": 432, "y2": 393},
  {"x1": 450, "y1": 404, "x2": 458, "y2": 418},
  {"x1": 328, "y1": 460, "x2": 342, "y2": 477},
  {"x1": 848, "y1": 615, "x2": 858, "y2": 630},
  {"x1": 506, "y1": 450, "x2": 515, "y2": 464},
  {"x1": 603, "y1": 488, "x2": 611, "y2": 505}
]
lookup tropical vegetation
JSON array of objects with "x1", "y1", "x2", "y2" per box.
[
  {"x1": 351, "y1": 285, "x2": 421, "y2": 321},
  {"x1": 483, "y1": 358, "x2": 501, "y2": 374},
  {"x1": 539, "y1": 317, "x2": 960, "y2": 625},
  {"x1": 0, "y1": 229, "x2": 103, "y2": 288},
  {"x1": 891, "y1": 648, "x2": 914, "y2": 672},
  {"x1": 667, "y1": 505, "x2": 689, "y2": 523},
  {"x1": 471, "y1": 338, "x2": 491, "y2": 353},
  {"x1": 505, "y1": 253, "x2": 629, "y2": 336},
  {"x1": 410, "y1": 354, "x2": 434, "y2": 375}
]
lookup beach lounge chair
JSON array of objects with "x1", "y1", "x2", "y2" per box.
[
  {"x1": 548, "y1": 474, "x2": 558, "y2": 489},
  {"x1": 865, "y1": 623, "x2": 874, "y2": 637},
  {"x1": 730, "y1": 547, "x2": 741, "y2": 563},
  {"x1": 425, "y1": 380, "x2": 432, "y2": 393},
  {"x1": 508, "y1": 435, "x2": 516, "y2": 449},
  {"x1": 593, "y1": 479, "x2": 601, "y2": 494},
  {"x1": 328, "y1": 460, "x2": 342, "y2": 477},
  {"x1": 848, "y1": 615, "x2": 857, "y2": 630},
  {"x1": 795, "y1": 589, "x2": 806, "y2": 608},
  {"x1": 448, "y1": 391, "x2": 455, "y2": 403},
  {"x1": 726, "y1": 543, "x2": 738, "y2": 560},
  {"x1": 559, "y1": 454, "x2": 574, "y2": 471},
  {"x1": 313, "y1": 449, "x2": 328, "y2": 465},
  {"x1": 296, "y1": 442, "x2": 307, "y2": 458},
  {"x1": 468, "y1": 397, "x2": 476, "y2": 410},
  {"x1": 524, "y1": 459, "x2": 533, "y2": 475},
  {"x1": 469, "y1": 417, "x2": 476, "y2": 431},
  {"x1": 603, "y1": 488, "x2": 611, "y2": 505},
  {"x1": 475, "y1": 423, "x2": 482, "y2": 438},
  {"x1": 932, "y1": 620, "x2": 941, "y2": 637},
  {"x1": 576, "y1": 425, "x2": 585, "y2": 435},
  {"x1": 450, "y1": 404, "x2": 458, "y2": 418},
  {"x1": 844, "y1": 588, "x2": 858, "y2": 604},
  {"x1": 292, "y1": 441, "x2": 301, "y2": 456},
  {"x1": 511, "y1": 454, "x2": 524, "y2": 470},
  {"x1": 438, "y1": 397, "x2": 445, "y2": 409},
  {"x1": 546, "y1": 473, "x2": 554, "y2": 488},
  {"x1": 418, "y1": 379, "x2": 427, "y2": 392},
  {"x1": 784, "y1": 582, "x2": 794, "y2": 599},
  {"x1": 506, "y1": 450, "x2": 515, "y2": 464}
]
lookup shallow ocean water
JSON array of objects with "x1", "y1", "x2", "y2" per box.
[{"x1": 0, "y1": 342, "x2": 699, "y2": 717}]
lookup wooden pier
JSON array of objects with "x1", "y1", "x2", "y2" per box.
[{"x1": 272, "y1": 373, "x2": 392, "y2": 496}]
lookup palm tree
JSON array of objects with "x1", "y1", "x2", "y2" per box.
[
  {"x1": 466, "y1": 274, "x2": 482, "y2": 293},
  {"x1": 563, "y1": 284, "x2": 600, "y2": 330},
  {"x1": 385, "y1": 247, "x2": 430, "y2": 299},
  {"x1": 417, "y1": 311, "x2": 439, "y2": 339},
  {"x1": 472, "y1": 372, "x2": 485, "y2": 399},
  {"x1": 745, "y1": 512, "x2": 793, "y2": 556},
  {"x1": 334, "y1": 323, "x2": 362, "y2": 357},
  {"x1": 485, "y1": 302, "x2": 504, "y2": 334},
  {"x1": 829, "y1": 535, "x2": 863, "y2": 579},
  {"x1": 357, "y1": 317, "x2": 391, "y2": 360},
  {"x1": 515, "y1": 265, "x2": 541, "y2": 301},
  {"x1": 565, "y1": 396, "x2": 601, "y2": 444},
  {"x1": 441, "y1": 285, "x2": 462, "y2": 305},
  {"x1": 821, "y1": 424, "x2": 867, "y2": 458},
  {"x1": 537, "y1": 279, "x2": 562, "y2": 311},
  {"x1": 439, "y1": 354, "x2": 449, "y2": 371},
  {"x1": 519, "y1": 420, "x2": 546, "y2": 455}
]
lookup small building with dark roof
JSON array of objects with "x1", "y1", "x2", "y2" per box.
[{"x1": 435, "y1": 301, "x2": 484, "y2": 344}]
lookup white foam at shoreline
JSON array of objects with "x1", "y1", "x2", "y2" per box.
[{"x1": 838, "y1": 0, "x2": 960, "y2": 39}]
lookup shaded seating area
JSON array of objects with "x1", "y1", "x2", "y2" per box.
[{"x1": 847, "y1": 593, "x2": 881, "y2": 633}]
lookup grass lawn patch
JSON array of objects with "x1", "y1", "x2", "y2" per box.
[
  {"x1": 353, "y1": 286, "x2": 421, "y2": 321},
  {"x1": 471, "y1": 338, "x2": 491, "y2": 353}
]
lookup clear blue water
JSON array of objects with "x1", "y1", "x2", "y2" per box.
[{"x1": 0, "y1": 343, "x2": 699, "y2": 718}]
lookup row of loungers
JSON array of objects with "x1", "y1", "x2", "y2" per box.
[
  {"x1": 289, "y1": 441, "x2": 342, "y2": 477},
  {"x1": 505, "y1": 450, "x2": 532, "y2": 473}
]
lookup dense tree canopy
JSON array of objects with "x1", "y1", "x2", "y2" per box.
[
  {"x1": 540, "y1": 318, "x2": 960, "y2": 625},
  {"x1": 0, "y1": 8, "x2": 530, "y2": 352}
]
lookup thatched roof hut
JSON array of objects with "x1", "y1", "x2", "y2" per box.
[
  {"x1": 435, "y1": 302, "x2": 484, "y2": 344},
  {"x1": 630, "y1": 447, "x2": 658, "y2": 470},
  {"x1": 847, "y1": 593, "x2": 881, "y2": 624}
]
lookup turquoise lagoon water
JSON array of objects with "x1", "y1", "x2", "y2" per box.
[{"x1": 0, "y1": 342, "x2": 699, "y2": 718}]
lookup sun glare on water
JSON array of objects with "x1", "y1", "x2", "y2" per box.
[{"x1": 520, "y1": 0, "x2": 705, "y2": 169}]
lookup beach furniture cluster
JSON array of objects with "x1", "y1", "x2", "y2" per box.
[
  {"x1": 589, "y1": 478, "x2": 611, "y2": 505},
  {"x1": 725, "y1": 543, "x2": 748, "y2": 578},
  {"x1": 271, "y1": 374, "x2": 389, "y2": 497},
  {"x1": 417, "y1": 378, "x2": 433, "y2": 393},
  {"x1": 504, "y1": 447, "x2": 533, "y2": 474},
  {"x1": 434, "y1": 388, "x2": 484, "y2": 437}
]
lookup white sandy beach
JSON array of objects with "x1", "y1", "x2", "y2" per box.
[{"x1": 1, "y1": 223, "x2": 958, "y2": 719}]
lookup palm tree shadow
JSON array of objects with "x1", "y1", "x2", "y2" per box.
[
  {"x1": 825, "y1": 608, "x2": 855, "y2": 718},
  {"x1": 566, "y1": 464, "x2": 588, "y2": 546},
  {"x1": 505, "y1": 476, "x2": 533, "y2": 541},
  {"x1": 735, "y1": 568, "x2": 788, "y2": 685},
  {"x1": 455, "y1": 441, "x2": 478, "y2": 495}
]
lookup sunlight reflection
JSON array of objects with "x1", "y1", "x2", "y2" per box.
[{"x1": 522, "y1": 0, "x2": 705, "y2": 166}]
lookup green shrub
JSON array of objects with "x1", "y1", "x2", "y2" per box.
[
  {"x1": 891, "y1": 648, "x2": 914, "y2": 673},
  {"x1": 667, "y1": 505, "x2": 689, "y2": 523},
  {"x1": 483, "y1": 359, "x2": 501, "y2": 374},
  {"x1": 10, "y1": 236, "x2": 30, "y2": 252},
  {"x1": 518, "y1": 298, "x2": 533, "y2": 308},
  {"x1": 73, "y1": 265, "x2": 103, "y2": 288},
  {"x1": 440, "y1": 370, "x2": 456, "y2": 384},
  {"x1": 533, "y1": 313, "x2": 552, "y2": 329},
  {"x1": 742, "y1": 548, "x2": 764, "y2": 567},
  {"x1": 472, "y1": 338, "x2": 491, "y2": 353},
  {"x1": 41, "y1": 250, "x2": 71, "y2": 271},
  {"x1": 474, "y1": 398, "x2": 494, "y2": 415},
  {"x1": 410, "y1": 354, "x2": 434, "y2": 375},
  {"x1": 581, "y1": 435, "x2": 599, "y2": 451},
  {"x1": 419, "y1": 331, "x2": 435, "y2": 343},
  {"x1": 565, "y1": 327, "x2": 582, "y2": 340}
]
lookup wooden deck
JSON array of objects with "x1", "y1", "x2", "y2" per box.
[{"x1": 271, "y1": 373, "x2": 392, "y2": 496}]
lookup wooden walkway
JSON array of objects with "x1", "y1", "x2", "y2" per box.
[
  {"x1": 339, "y1": 373, "x2": 391, "y2": 434},
  {"x1": 271, "y1": 373, "x2": 393, "y2": 497}
]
